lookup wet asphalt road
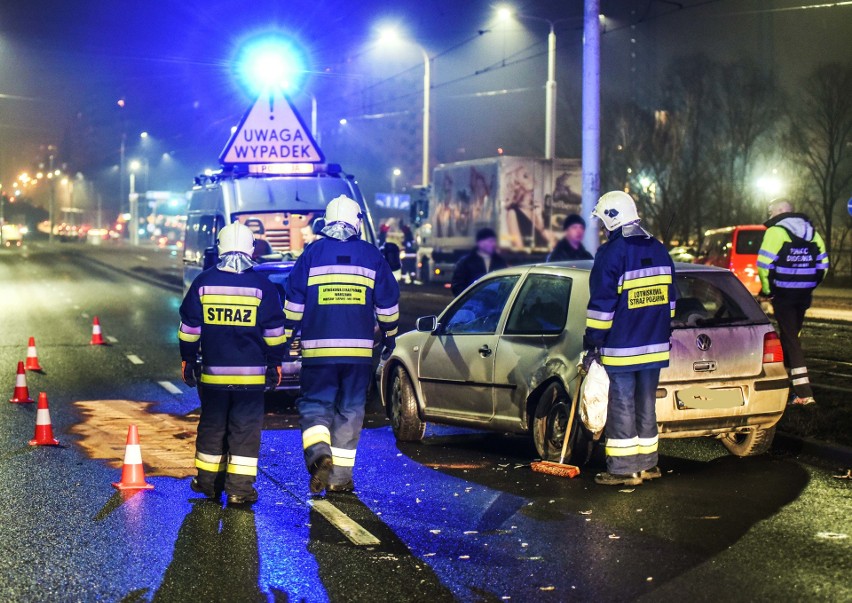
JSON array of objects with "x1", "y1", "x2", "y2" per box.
[{"x1": 0, "y1": 243, "x2": 849, "y2": 602}]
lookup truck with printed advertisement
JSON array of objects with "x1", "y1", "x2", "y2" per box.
[{"x1": 413, "y1": 156, "x2": 583, "y2": 284}]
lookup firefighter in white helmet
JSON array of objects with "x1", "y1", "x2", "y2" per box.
[
  {"x1": 284, "y1": 195, "x2": 400, "y2": 494},
  {"x1": 178, "y1": 222, "x2": 287, "y2": 504},
  {"x1": 584, "y1": 191, "x2": 677, "y2": 486}
]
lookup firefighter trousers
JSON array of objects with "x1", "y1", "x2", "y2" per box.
[
  {"x1": 604, "y1": 368, "x2": 660, "y2": 475},
  {"x1": 298, "y1": 364, "x2": 372, "y2": 486},
  {"x1": 195, "y1": 386, "x2": 264, "y2": 497},
  {"x1": 772, "y1": 295, "x2": 813, "y2": 399}
]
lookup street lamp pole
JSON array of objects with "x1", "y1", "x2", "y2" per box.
[
  {"x1": 129, "y1": 171, "x2": 138, "y2": 247},
  {"x1": 582, "y1": 0, "x2": 601, "y2": 253},
  {"x1": 545, "y1": 23, "x2": 556, "y2": 160},
  {"x1": 421, "y1": 48, "x2": 431, "y2": 187}
]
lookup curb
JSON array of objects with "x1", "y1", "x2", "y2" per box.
[{"x1": 774, "y1": 431, "x2": 852, "y2": 466}]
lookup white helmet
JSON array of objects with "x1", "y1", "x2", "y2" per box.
[
  {"x1": 592, "y1": 191, "x2": 640, "y2": 232},
  {"x1": 218, "y1": 222, "x2": 255, "y2": 255},
  {"x1": 325, "y1": 195, "x2": 363, "y2": 233}
]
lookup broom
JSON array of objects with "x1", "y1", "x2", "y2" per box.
[{"x1": 531, "y1": 370, "x2": 584, "y2": 478}]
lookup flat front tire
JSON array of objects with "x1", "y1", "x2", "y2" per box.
[
  {"x1": 389, "y1": 366, "x2": 426, "y2": 442},
  {"x1": 720, "y1": 426, "x2": 776, "y2": 456}
]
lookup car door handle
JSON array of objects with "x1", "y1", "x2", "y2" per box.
[{"x1": 479, "y1": 345, "x2": 492, "y2": 357}]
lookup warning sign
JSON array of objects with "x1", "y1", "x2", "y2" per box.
[
  {"x1": 318, "y1": 285, "x2": 366, "y2": 305},
  {"x1": 628, "y1": 285, "x2": 668, "y2": 309},
  {"x1": 220, "y1": 91, "x2": 324, "y2": 165}
]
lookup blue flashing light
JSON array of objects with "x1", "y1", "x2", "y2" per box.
[{"x1": 236, "y1": 35, "x2": 306, "y2": 95}]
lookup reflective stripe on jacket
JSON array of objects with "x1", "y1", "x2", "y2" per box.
[
  {"x1": 584, "y1": 228, "x2": 676, "y2": 373},
  {"x1": 283, "y1": 236, "x2": 400, "y2": 365},
  {"x1": 179, "y1": 268, "x2": 286, "y2": 389},
  {"x1": 757, "y1": 213, "x2": 828, "y2": 295}
]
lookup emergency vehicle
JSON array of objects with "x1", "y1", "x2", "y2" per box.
[{"x1": 183, "y1": 92, "x2": 377, "y2": 390}]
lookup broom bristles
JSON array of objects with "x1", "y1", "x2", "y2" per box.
[{"x1": 531, "y1": 461, "x2": 580, "y2": 478}]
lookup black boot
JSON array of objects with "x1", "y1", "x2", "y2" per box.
[
  {"x1": 190, "y1": 478, "x2": 221, "y2": 500},
  {"x1": 309, "y1": 455, "x2": 333, "y2": 494},
  {"x1": 227, "y1": 487, "x2": 258, "y2": 505}
]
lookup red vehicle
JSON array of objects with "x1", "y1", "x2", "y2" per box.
[{"x1": 696, "y1": 225, "x2": 766, "y2": 296}]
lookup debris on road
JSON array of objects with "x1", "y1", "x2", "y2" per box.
[
  {"x1": 579, "y1": 510, "x2": 593, "y2": 515},
  {"x1": 832, "y1": 469, "x2": 851, "y2": 479},
  {"x1": 619, "y1": 488, "x2": 635, "y2": 493},
  {"x1": 540, "y1": 586, "x2": 555, "y2": 591},
  {"x1": 608, "y1": 534, "x2": 620, "y2": 539}
]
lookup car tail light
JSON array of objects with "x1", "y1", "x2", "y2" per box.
[{"x1": 763, "y1": 332, "x2": 783, "y2": 364}]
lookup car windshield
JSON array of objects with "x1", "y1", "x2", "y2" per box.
[
  {"x1": 735, "y1": 229, "x2": 764, "y2": 255},
  {"x1": 672, "y1": 271, "x2": 767, "y2": 328}
]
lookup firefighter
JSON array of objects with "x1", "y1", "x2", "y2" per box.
[
  {"x1": 178, "y1": 222, "x2": 287, "y2": 504},
  {"x1": 584, "y1": 191, "x2": 677, "y2": 487},
  {"x1": 757, "y1": 198, "x2": 828, "y2": 406},
  {"x1": 284, "y1": 195, "x2": 400, "y2": 494}
]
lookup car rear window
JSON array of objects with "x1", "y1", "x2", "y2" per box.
[
  {"x1": 672, "y1": 271, "x2": 768, "y2": 328},
  {"x1": 735, "y1": 230, "x2": 764, "y2": 255}
]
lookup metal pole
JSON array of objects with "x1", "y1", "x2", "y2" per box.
[
  {"x1": 48, "y1": 155, "x2": 55, "y2": 244},
  {"x1": 545, "y1": 24, "x2": 557, "y2": 160},
  {"x1": 310, "y1": 95, "x2": 318, "y2": 139},
  {"x1": 119, "y1": 135, "x2": 126, "y2": 214},
  {"x1": 421, "y1": 48, "x2": 431, "y2": 188},
  {"x1": 582, "y1": 0, "x2": 601, "y2": 253},
  {"x1": 129, "y1": 172, "x2": 138, "y2": 246}
]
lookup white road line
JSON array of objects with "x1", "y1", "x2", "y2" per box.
[
  {"x1": 126, "y1": 354, "x2": 144, "y2": 365},
  {"x1": 136, "y1": 255, "x2": 149, "y2": 262},
  {"x1": 106, "y1": 335, "x2": 118, "y2": 344},
  {"x1": 158, "y1": 380, "x2": 182, "y2": 395},
  {"x1": 310, "y1": 499, "x2": 381, "y2": 546}
]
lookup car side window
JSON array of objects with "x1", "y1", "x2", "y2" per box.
[
  {"x1": 442, "y1": 276, "x2": 519, "y2": 335},
  {"x1": 504, "y1": 274, "x2": 572, "y2": 335}
]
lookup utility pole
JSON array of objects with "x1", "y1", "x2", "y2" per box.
[
  {"x1": 545, "y1": 23, "x2": 557, "y2": 160},
  {"x1": 129, "y1": 171, "x2": 138, "y2": 247},
  {"x1": 582, "y1": 0, "x2": 601, "y2": 253},
  {"x1": 48, "y1": 155, "x2": 56, "y2": 244}
]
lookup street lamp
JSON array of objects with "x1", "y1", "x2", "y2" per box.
[
  {"x1": 377, "y1": 27, "x2": 431, "y2": 187},
  {"x1": 391, "y1": 167, "x2": 402, "y2": 195},
  {"x1": 497, "y1": 7, "x2": 560, "y2": 160}
]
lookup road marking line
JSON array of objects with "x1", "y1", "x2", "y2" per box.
[
  {"x1": 310, "y1": 499, "x2": 381, "y2": 546},
  {"x1": 137, "y1": 255, "x2": 149, "y2": 262},
  {"x1": 106, "y1": 336, "x2": 118, "y2": 344},
  {"x1": 158, "y1": 381, "x2": 182, "y2": 395},
  {"x1": 126, "y1": 354, "x2": 144, "y2": 365}
]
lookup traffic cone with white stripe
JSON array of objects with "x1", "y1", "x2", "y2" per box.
[
  {"x1": 25, "y1": 337, "x2": 43, "y2": 372},
  {"x1": 9, "y1": 361, "x2": 34, "y2": 404},
  {"x1": 29, "y1": 392, "x2": 59, "y2": 446},
  {"x1": 112, "y1": 424, "x2": 154, "y2": 490},
  {"x1": 90, "y1": 316, "x2": 105, "y2": 345}
]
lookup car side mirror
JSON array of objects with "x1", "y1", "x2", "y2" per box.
[
  {"x1": 202, "y1": 246, "x2": 218, "y2": 270},
  {"x1": 416, "y1": 315, "x2": 438, "y2": 333}
]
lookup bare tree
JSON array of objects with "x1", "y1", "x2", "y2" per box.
[{"x1": 786, "y1": 63, "x2": 852, "y2": 276}]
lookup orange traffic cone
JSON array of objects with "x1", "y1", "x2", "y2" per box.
[
  {"x1": 9, "y1": 361, "x2": 34, "y2": 404},
  {"x1": 25, "y1": 337, "x2": 43, "y2": 372},
  {"x1": 112, "y1": 424, "x2": 154, "y2": 490},
  {"x1": 29, "y1": 392, "x2": 59, "y2": 446},
  {"x1": 90, "y1": 316, "x2": 106, "y2": 345}
]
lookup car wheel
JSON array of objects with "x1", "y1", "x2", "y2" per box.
[
  {"x1": 532, "y1": 382, "x2": 591, "y2": 464},
  {"x1": 389, "y1": 366, "x2": 426, "y2": 442},
  {"x1": 720, "y1": 426, "x2": 776, "y2": 456}
]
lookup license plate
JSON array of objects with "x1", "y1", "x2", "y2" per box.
[{"x1": 676, "y1": 386, "x2": 744, "y2": 410}]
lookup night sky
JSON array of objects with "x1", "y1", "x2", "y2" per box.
[{"x1": 1, "y1": 0, "x2": 850, "y2": 209}]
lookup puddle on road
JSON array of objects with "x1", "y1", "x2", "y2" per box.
[{"x1": 70, "y1": 400, "x2": 197, "y2": 478}]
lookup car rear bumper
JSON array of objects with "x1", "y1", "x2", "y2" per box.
[{"x1": 656, "y1": 369, "x2": 789, "y2": 437}]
